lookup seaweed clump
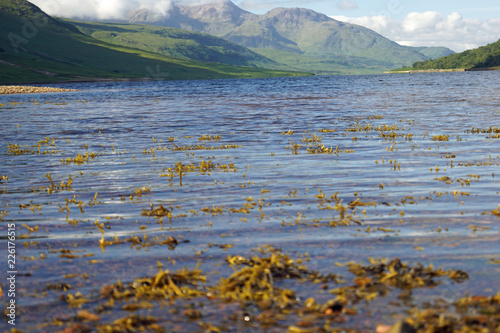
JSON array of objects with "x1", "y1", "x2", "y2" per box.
[
  {"x1": 405, "y1": 293, "x2": 500, "y2": 333},
  {"x1": 214, "y1": 247, "x2": 341, "y2": 309},
  {"x1": 330, "y1": 258, "x2": 469, "y2": 305},
  {"x1": 97, "y1": 314, "x2": 164, "y2": 333},
  {"x1": 99, "y1": 262, "x2": 206, "y2": 302}
]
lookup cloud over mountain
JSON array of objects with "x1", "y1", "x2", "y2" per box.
[{"x1": 28, "y1": 0, "x2": 205, "y2": 19}]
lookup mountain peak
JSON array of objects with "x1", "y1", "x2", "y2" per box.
[
  {"x1": 128, "y1": 0, "x2": 255, "y2": 35},
  {"x1": 190, "y1": 0, "x2": 240, "y2": 10},
  {"x1": 264, "y1": 7, "x2": 332, "y2": 23},
  {"x1": 177, "y1": 0, "x2": 254, "y2": 23}
]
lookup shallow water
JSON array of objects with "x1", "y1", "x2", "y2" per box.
[{"x1": 1, "y1": 72, "x2": 500, "y2": 331}]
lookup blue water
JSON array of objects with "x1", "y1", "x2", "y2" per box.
[{"x1": 1, "y1": 72, "x2": 500, "y2": 331}]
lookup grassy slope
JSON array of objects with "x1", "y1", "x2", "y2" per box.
[
  {"x1": 277, "y1": 19, "x2": 425, "y2": 66},
  {"x1": 0, "y1": 0, "x2": 308, "y2": 84},
  {"x1": 229, "y1": 17, "x2": 452, "y2": 74},
  {"x1": 289, "y1": 24, "x2": 453, "y2": 70},
  {"x1": 224, "y1": 19, "x2": 423, "y2": 74},
  {"x1": 229, "y1": 9, "x2": 454, "y2": 71},
  {"x1": 252, "y1": 48, "x2": 387, "y2": 75},
  {"x1": 410, "y1": 46, "x2": 455, "y2": 60},
  {"x1": 65, "y1": 20, "x2": 291, "y2": 70},
  {"x1": 397, "y1": 39, "x2": 500, "y2": 71},
  {"x1": 72, "y1": 17, "x2": 420, "y2": 76}
]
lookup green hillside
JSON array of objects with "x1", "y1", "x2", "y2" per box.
[
  {"x1": 0, "y1": 0, "x2": 308, "y2": 84},
  {"x1": 252, "y1": 48, "x2": 393, "y2": 75},
  {"x1": 65, "y1": 20, "x2": 289, "y2": 70},
  {"x1": 65, "y1": 19, "x2": 395, "y2": 75},
  {"x1": 409, "y1": 39, "x2": 500, "y2": 70},
  {"x1": 409, "y1": 46, "x2": 455, "y2": 60}
]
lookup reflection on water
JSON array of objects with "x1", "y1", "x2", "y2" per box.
[{"x1": 1, "y1": 72, "x2": 500, "y2": 331}]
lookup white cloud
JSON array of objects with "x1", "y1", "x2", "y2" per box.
[
  {"x1": 336, "y1": 0, "x2": 357, "y2": 11},
  {"x1": 28, "y1": 0, "x2": 194, "y2": 19},
  {"x1": 30, "y1": 0, "x2": 133, "y2": 19},
  {"x1": 333, "y1": 14, "x2": 396, "y2": 33},
  {"x1": 332, "y1": 11, "x2": 500, "y2": 52},
  {"x1": 138, "y1": 0, "x2": 173, "y2": 16},
  {"x1": 402, "y1": 11, "x2": 442, "y2": 33}
]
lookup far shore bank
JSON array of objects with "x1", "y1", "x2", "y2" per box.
[{"x1": 387, "y1": 66, "x2": 500, "y2": 74}]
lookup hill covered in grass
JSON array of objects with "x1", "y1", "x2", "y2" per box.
[
  {"x1": 65, "y1": 20, "x2": 288, "y2": 70},
  {"x1": 0, "y1": 0, "x2": 308, "y2": 84},
  {"x1": 409, "y1": 39, "x2": 500, "y2": 70}
]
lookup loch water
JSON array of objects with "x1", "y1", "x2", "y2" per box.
[{"x1": 1, "y1": 72, "x2": 500, "y2": 331}]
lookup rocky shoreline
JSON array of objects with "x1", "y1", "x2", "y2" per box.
[{"x1": 0, "y1": 85, "x2": 78, "y2": 95}]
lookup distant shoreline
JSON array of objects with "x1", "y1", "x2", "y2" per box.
[{"x1": 387, "y1": 66, "x2": 500, "y2": 74}]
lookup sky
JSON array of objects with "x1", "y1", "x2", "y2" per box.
[{"x1": 29, "y1": 0, "x2": 500, "y2": 52}]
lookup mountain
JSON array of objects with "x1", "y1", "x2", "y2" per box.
[
  {"x1": 0, "y1": 0, "x2": 307, "y2": 84},
  {"x1": 64, "y1": 20, "x2": 288, "y2": 70},
  {"x1": 127, "y1": 1, "x2": 455, "y2": 74},
  {"x1": 128, "y1": 1, "x2": 255, "y2": 37},
  {"x1": 409, "y1": 46, "x2": 455, "y2": 60},
  {"x1": 410, "y1": 39, "x2": 500, "y2": 70}
]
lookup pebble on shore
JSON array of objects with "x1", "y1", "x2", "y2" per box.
[{"x1": 0, "y1": 85, "x2": 78, "y2": 95}]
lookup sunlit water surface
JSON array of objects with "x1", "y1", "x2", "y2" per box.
[{"x1": 1, "y1": 72, "x2": 500, "y2": 331}]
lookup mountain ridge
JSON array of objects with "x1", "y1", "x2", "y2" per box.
[{"x1": 127, "y1": 0, "x2": 455, "y2": 73}]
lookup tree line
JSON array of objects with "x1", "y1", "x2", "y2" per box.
[{"x1": 412, "y1": 39, "x2": 500, "y2": 70}]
